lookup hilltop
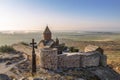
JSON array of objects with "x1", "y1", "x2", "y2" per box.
[
  {"x1": 1, "y1": 42, "x2": 120, "y2": 80},
  {"x1": 0, "y1": 30, "x2": 120, "y2": 80}
]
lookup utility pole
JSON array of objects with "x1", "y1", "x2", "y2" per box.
[{"x1": 30, "y1": 39, "x2": 37, "y2": 75}]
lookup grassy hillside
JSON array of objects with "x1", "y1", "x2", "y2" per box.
[{"x1": 60, "y1": 39, "x2": 120, "y2": 73}]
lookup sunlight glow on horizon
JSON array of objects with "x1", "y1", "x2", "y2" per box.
[{"x1": 0, "y1": 0, "x2": 120, "y2": 31}]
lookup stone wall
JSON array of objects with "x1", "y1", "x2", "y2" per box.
[
  {"x1": 99, "y1": 54, "x2": 107, "y2": 67},
  {"x1": 39, "y1": 48, "x2": 107, "y2": 70},
  {"x1": 81, "y1": 52, "x2": 100, "y2": 67},
  {"x1": 58, "y1": 53, "x2": 80, "y2": 68},
  {"x1": 39, "y1": 48, "x2": 58, "y2": 70},
  {"x1": 58, "y1": 52, "x2": 101, "y2": 69},
  {"x1": 57, "y1": 54, "x2": 66, "y2": 68}
]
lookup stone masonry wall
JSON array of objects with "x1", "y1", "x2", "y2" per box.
[
  {"x1": 81, "y1": 53, "x2": 100, "y2": 67},
  {"x1": 58, "y1": 54, "x2": 80, "y2": 69},
  {"x1": 58, "y1": 51, "x2": 102, "y2": 69},
  {"x1": 39, "y1": 48, "x2": 58, "y2": 70},
  {"x1": 39, "y1": 48, "x2": 107, "y2": 70}
]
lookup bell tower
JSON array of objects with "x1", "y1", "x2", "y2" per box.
[{"x1": 43, "y1": 26, "x2": 52, "y2": 41}]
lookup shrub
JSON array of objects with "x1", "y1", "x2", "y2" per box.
[
  {"x1": 73, "y1": 49, "x2": 79, "y2": 52},
  {"x1": 69, "y1": 47, "x2": 74, "y2": 52},
  {"x1": 69, "y1": 47, "x2": 79, "y2": 52},
  {"x1": 0, "y1": 45, "x2": 15, "y2": 53},
  {"x1": 20, "y1": 42, "x2": 29, "y2": 46}
]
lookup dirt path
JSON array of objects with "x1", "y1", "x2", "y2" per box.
[
  {"x1": 0, "y1": 54, "x2": 27, "y2": 74},
  {"x1": 0, "y1": 43, "x2": 37, "y2": 74},
  {"x1": 12, "y1": 43, "x2": 39, "y2": 56}
]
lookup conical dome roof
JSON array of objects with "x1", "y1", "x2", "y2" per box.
[{"x1": 43, "y1": 26, "x2": 51, "y2": 34}]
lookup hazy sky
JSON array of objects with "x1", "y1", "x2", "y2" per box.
[{"x1": 0, "y1": 0, "x2": 120, "y2": 31}]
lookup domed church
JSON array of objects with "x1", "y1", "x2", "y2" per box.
[{"x1": 38, "y1": 26, "x2": 62, "y2": 53}]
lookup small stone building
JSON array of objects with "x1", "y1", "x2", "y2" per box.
[{"x1": 84, "y1": 45, "x2": 104, "y2": 54}]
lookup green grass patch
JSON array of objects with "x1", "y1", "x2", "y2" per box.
[{"x1": 0, "y1": 45, "x2": 15, "y2": 53}]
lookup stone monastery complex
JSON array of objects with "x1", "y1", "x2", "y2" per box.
[{"x1": 37, "y1": 26, "x2": 107, "y2": 71}]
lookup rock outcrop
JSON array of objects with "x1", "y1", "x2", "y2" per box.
[
  {"x1": 0, "y1": 74, "x2": 10, "y2": 80},
  {"x1": 84, "y1": 45, "x2": 104, "y2": 53}
]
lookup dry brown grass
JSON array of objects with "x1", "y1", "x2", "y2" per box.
[{"x1": 61, "y1": 39, "x2": 120, "y2": 73}]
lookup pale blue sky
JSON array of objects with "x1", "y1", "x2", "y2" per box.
[{"x1": 0, "y1": 0, "x2": 120, "y2": 31}]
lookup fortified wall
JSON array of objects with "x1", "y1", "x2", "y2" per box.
[
  {"x1": 39, "y1": 48, "x2": 107, "y2": 70},
  {"x1": 38, "y1": 26, "x2": 107, "y2": 70}
]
